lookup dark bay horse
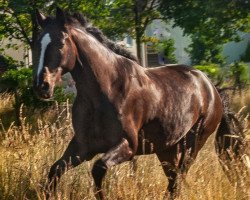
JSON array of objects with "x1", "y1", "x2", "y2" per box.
[{"x1": 33, "y1": 8, "x2": 235, "y2": 199}]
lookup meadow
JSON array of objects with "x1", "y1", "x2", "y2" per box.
[{"x1": 0, "y1": 91, "x2": 249, "y2": 200}]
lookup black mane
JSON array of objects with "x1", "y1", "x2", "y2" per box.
[{"x1": 65, "y1": 12, "x2": 139, "y2": 63}]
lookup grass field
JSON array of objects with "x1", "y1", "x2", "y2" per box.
[{"x1": 0, "y1": 91, "x2": 249, "y2": 200}]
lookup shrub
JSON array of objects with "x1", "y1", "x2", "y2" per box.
[
  {"x1": 194, "y1": 62, "x2": 249, "y2": 89},
  {"x1": 241, "y1": 42, "x2": 250, "y2": 62},
  {"x1": 186, "y1": 35, "x2": 225, "y2": 65},
  {"x1": 1, "y1": 67, "x2": 75, "y2": 124},
  {"x1": 152, "y1": 38, "x2": 177, "y2": 63},
  {"x1": 53, "y1": 86, "x2": 75, "y2": 104},
  {"x1": 194, "y1": 63, "x2": 221, "y2": 81},
  {"x1": 229, "y1": 62, "x2": 249, "y2": 90},
  {"x1": 0, "y1": 54, "x2": 18, "y2": 70}
]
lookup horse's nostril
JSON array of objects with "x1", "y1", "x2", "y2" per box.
[{"x1": 40, "y1": 82, "x2": 50, "y2": 91}]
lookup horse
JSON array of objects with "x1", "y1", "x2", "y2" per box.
[{"x1": 33, "y1": 8, "x2": 239, "y2": 199}]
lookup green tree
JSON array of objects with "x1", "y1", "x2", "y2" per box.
[
  {"x1": 0, "y1": 0, "x2": 164, "y2": 65},
  {"x1": 0, "y1": 0, "x2": 118, "y2": 60},
  {"x1": 131, "y1": 0, "x2": 162, "y2": 63},
  {"x1": 186, "y1": 34, "x2": 225, "y2": 65},
  {"x1": 152, "y1": 38, "x2": 177, "y2": 63},
  {"x1": 0, "y1": 0, "x2": 47, "y2": 56},
  {"x1": 194, "y1": 63, "x2": 221, "y2": 81},
  {"x1": 229, "y1": 62, "x2": 249, "y2": 92},
  {"x1": 159, "y1": 0, "x2": 250, "y2": 64},
  {"x1": 241, "y1": 42, "x2": 250, "y2": 62}
]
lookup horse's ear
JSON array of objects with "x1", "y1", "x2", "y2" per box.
[
  {"x1": 56, "y1": 7, "x2": 66, "y2": 26},
  {"x1": 36, "y1": 10, "x2": 47, "y2": 28}
]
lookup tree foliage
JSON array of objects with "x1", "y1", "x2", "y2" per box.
[
  {"x1": 0, "y1": 0, "x2": 163, "y2": 64},
  {"x1": 58, "y1": 0, "x2": 163, "y2": 63},
  {"x1": 186, "y1": 35, "x2": 225, "y2": 65},
  {"x1": 0, "y1": 1, "x2": 124, "y2": 54},
  {"x1": 194, "y1": 63, "x2": 221, "y2": 81},
  {"x1": 0, "y1": 54, "x2": 18, "y2": 71},
  {"x1": 241, "y1": 42, "x2": 250, "y2": 62},
  {"x1": 1, "y1": 0, "x2": 250, "y2": 66},
  {"x1": 229, "y1": 62, "x2": 249, "y2": 89},
  {"x1": 152, "y1": 38, "x2": 177, "y2": 63},
  {"x1": 159, "y1": 0, "x2": 250, "y2": 40},
  {"x1": 159, "y1": 0, "x2": 250, "y2": 64}
]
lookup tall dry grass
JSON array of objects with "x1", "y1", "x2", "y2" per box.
[{"x1": 0, "y1": 92, "x2": 249, "y2": 200}]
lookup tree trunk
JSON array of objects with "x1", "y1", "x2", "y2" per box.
[
  {"x1": 30, "y1": 9, "x2": 39, "y2": 64},
  {"x1": 134, "y1": 2, "x2": 142, "y2": 64},
  {"x1": 136, "y1": 31, "x2": 142, "y2": 64}
]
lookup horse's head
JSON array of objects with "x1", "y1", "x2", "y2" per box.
[{"x1": 33, "y1": 8, "x2": 77, "y2": 100}]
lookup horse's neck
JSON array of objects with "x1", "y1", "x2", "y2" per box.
[
  {"x1": 71, "y1": 62, "x2": 107, "y2": 111},
  {"x1": 71, "y1": 28, "x2": 144, "y2": 100},
  {"x1": 71, "y1": 28, "x2": 119, "y2": 96}
]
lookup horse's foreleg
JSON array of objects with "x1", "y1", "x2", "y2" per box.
[
  {"x1": 46, "y1": 136, "x2": 93, "y2": 198},
  {"x1": 91, "y1": 138, "x2": 134, "y2": 200}
]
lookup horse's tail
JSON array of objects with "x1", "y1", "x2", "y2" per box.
[
  {"x1": 215, "y1": 89, "x2": 245, "y2": 157},
  {"x1": 215, "y1": 88, "x2": 249, "y2": 196}
]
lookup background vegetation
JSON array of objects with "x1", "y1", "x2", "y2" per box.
[{"x1": 1, "y1": 0, "x2": 250, "y2": 64}]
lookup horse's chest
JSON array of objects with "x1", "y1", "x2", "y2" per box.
[
  {"x1": 93, "y1": 107, "x2": 120, "y2": 133},
  {"x1": 88, "y1": 103, "x2": 123, "y2": 149}
]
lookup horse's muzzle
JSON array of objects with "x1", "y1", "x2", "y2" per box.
[{"x1": 33, "y1": 81, "x2": 54, "y2": 100}]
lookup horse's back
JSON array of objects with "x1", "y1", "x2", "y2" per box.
[{"x1": 144, "y1": 64, "x2": 223, "y2": 147}]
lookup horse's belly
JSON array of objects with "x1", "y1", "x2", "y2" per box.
[
  {"x1": 137, "y1": 119, "x2": 167, "y2": 155},
  {"x1": 137, "y1": 106, "x2": 196, "y2": 155}
]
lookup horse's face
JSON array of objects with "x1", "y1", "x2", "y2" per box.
[{"x1": 33, "y1": 8, "x2": 76, "y2": 100}]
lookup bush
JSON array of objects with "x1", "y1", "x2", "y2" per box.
[
  {"x1": 229, "y1": 62, "x2": 249, "y2": 89},
  {"x1": 0, "y1": 54, "x2": 18, "y2": 71},
  {"x1": 2, "y1": 68, "x2": 74, "y2": 105},
  {"x1": 53, "y1": 86, "x2": 75, "y2": 104},
  {"x1": 1, "y1": 67, "x2": 75, "y2": 124},
  {"x1": 241, "y1": 42, "x2": 250, "y2": 62},
  {"x1": 161, "y1": 39, "x2": 177, "y2": 63},
  {"x1": 152, "y1": 38, "x2": 177, "y2": 63},
  {"x1": 1, "y1": 67, "x2": 32, "y2": 88},
  {"x1": 186, "y1": 35, "x2": 225, "y2": 65},
  {"x1": 194, "y1": 63, "x2": 221, "y2": 81},
  {"x1": 194, "y1": 62, "x2": 249, "y2": 89}
]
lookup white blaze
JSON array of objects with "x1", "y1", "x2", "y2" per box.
[{"x1": 37, "y1": 33, "x2": 51, "y2": 85}]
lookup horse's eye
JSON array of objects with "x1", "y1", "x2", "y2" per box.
[
  {"x1": 62, "y1": 32, "x2": 69, "y2": 39},
  {"x1": 62, "y1": 37, "x2": 69, "y2": 45},
  {"x1": 54, "y1": 42, "x2": 64, "y2": 49}
]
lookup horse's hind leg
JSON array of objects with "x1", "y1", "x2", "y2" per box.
[
  {"x1": 156, "y1": 128, "x2": 208, "y2": 199},
  {"x1": 91, "y1": 138, "x2": 133, "y2": 200},
  {"x1": 46, "y1": 136, "x2": 94, "y2": 198}
]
